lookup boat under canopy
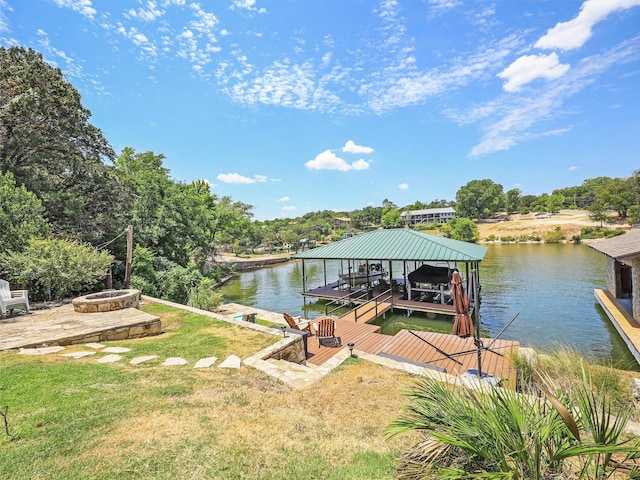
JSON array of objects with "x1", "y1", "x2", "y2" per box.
[{"x1": 292, "y1": 228, "x2": 487, "y2": 317}]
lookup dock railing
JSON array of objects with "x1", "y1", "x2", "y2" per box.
[
  {"x1": 325, "y1": 286, "x2": 393, "y2": 323},
  {"x1": 325, "y1": 286, "x2": 369, "y2": 316}
]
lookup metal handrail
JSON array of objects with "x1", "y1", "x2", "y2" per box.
[
  {"x1": 324, "y1": 286, "x2": 368, "y2": 316},
  {"x1": 351, "y1": 288, "x2": 392, "y2": 322}
]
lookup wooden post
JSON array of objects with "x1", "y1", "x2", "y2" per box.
[{"x1": 124, "y1": 225, "x2": 133, "y2": 288}]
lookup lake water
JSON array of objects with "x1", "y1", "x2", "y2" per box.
[{"x1": 217, "y1": 243, "x2": 637, "y2": 368}]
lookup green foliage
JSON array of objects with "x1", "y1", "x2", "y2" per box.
[
  {"x1": 187, "y1": 278, "x2": 223, "y2": 311},
  {"x1": 441, "y1": 217, "x2": 478, "y2": 242},
  {"x1": 596, "y1": 177, "x2": 636, "y2": 218},
  {"x1": 156, "y1": 261, "x2": 202, "y2": 304},
  {"x1": 380, "y1": 208, "x2": 402, "y2": 228},
  {"x1": 388, "y1": 371, "x2": 640, "y2": 479},
  {"x1": 129, "y1": 245, "x2": 159, "y2": 297},
  {"x1": 505, "y1": 188, "x2": 522, "y2": 214},
  {"x1": 0, "y1": 171, "x2": 49, "y2": 254},
  {"x1": 455, "y1": 179, "x2": 504, "y2": 220},
  {"x1": 545, "y1": 193, "x2": 565, "y2": 214},
  {"x1": 580, "y1": 226, "x2": 626, "y2": 239},
  {"x1": 543, "y1": 227, "x2": 566, "y2": 243},
  {"x1": 0, "y1": 238, "x2": 113, "y2": 300},
  {"x1": 0, "y1": 46, "x2": 124, "y2": 246}
]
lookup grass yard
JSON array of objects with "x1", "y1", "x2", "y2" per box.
[{"x1": 0, "y1": 303, "x2": 413, "y2": 479}]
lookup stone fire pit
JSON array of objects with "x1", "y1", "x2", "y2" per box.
[{"x1": 72, "y1": 289, "x2": 141, "y2": 313}]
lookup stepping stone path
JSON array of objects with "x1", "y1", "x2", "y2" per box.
[
  {"x1": 19, "y1": 346, "x2": 65, "y2": 355},
  {"x1": 130, "y1": 355, "x2": 159, "y2": 365},
  {"x1": 193, "y1": 356, "x2": 218, "y2": 368},
  {"x1": 61, "y1": 351, "x2": 97, "y2": 359},
  {"x1": 161, "y1": 357, "x2": 188, "y2": 366},
  {"x1": 103, "y1": 347, "x2": 131, "y2": 353},
  {"x1": 218, "y1": 355, "x2": 241, "y2": 369},
  {"x1": 98, "y1": 354, "x2": 122, "y2": 363},
  {"x1": 15, "y1": 344, "x2": 241, "y2": 372}
]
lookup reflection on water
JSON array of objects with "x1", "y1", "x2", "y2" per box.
[{"x1": 217, "y1": 244, "x2": 637, "y2": 368}]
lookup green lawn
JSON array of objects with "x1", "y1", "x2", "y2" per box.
[{"x1": 0, "y1": 303, "x2": 409, "y2": 479}]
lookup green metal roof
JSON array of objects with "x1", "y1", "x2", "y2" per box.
[{"x1": 292, "y1": 229, "x2": 487, "y2": 262}]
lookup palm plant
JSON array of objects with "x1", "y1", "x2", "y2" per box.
[{"x1": 387, "y1": 370, "x2": 640, "y2": 479}]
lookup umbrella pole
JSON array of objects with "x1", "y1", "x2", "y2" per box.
[{"x1": 472, "y1": 269, "x2": 483, "y2": 378}]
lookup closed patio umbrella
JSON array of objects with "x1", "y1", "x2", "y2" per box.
[{"x1": 451, "y1": 270, "x2": 473, "y2": 338}]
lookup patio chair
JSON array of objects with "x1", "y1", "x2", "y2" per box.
[
  {"x1": 0, "y1": 279, "x2": 30, "y2": 319},
  {"x1": 282, "y1": 312, "x2": 312, "y2": 334},
  {"x1": 312, "y1": 317, "x2": 338, "y2": 348}
]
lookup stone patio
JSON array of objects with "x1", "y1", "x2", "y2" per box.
[{"x1": 0, "y1": 303, "x2": 161, "y2": 350}]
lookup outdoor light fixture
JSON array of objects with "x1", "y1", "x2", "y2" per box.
[
  {"x1": 280, "y1": 325, "x2": 287, "y2": 338},
  {"x1": 347, "y1": 342, "x2": 355, "y2": 357}
]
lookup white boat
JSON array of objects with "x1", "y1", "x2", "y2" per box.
[{"x1": 339, "y1": 262, "x2": 387, "y2": 287}]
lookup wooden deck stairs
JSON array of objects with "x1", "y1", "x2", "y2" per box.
[{"x1": 339, "y1": 298, "x2": 392, "y2": 323}]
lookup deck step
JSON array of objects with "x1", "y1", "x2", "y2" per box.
[{"x1": 377, "y1": 352, "x2": 447, "y2": 373}]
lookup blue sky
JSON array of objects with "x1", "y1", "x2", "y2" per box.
[{"x1": 1, "y1": 0, "x2": 639, "y2": 220}]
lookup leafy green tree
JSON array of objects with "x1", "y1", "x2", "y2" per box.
[
  {"x1": 403, "y1": 200, "x2": 427, "y2": 211},
  {"x1": 381, "y1": 208, "x2": 402, "y2": 228},
  {"x1": 381, "y1": 198, "x2": 398, "y2": 210},
  {"x1": 545, "y1": 193, "x2": 565, "y2": 214},
  {"x1": 351, "y1": 206, "x2": 382, "y2": 228},
  {"x1": 440, "y1": 217, "x2": 479, "y2": 242},
  {"x1": 455, "y1": 179, "x2": 504, "y2": 220},
  {"x1": 130, "y1": 246, "x2": 159, "y2": 297},
  {"x1": 187, "y1": 278, "x2": 223, "y2": 311},
  {"x1": 0, "y1": 46, "x2": 124, "y2": 245},
  {"x1": 588, "y1": 203, "x2": 610, "y2": 227},
  {"x1": 0, "y1": 171, "x2": 49, "y2": 254},
  {"x1": 0, "y1": 238, "x2": 113, "y2": 300},
  {"x1": 504, "y1": 188, "x2": 522, "y2": 214},
  {"x1": 596, "y1": 177, "x2": 636, "y2": 218}
]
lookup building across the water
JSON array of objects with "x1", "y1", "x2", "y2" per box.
[
  {"x1": 401, "y1": 207, "x2": 456, "y2": 227},
  {"x1": 590, "y1": 228, "x2": 640, "y2": 365}
]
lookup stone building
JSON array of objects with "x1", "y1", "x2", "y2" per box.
[{"x1": 590, "y1": 229, "x2": 640, "y2": 322}]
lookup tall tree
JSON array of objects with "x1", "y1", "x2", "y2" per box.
[
  {"x1": 0, "y1": 46, "x2": 123, "y2": 244},
  {"x1": 0, "y1": 171, "x2": 49, "y2": 254},
  {"x1": 596, "y1": 177, "x2": 636, "y2": 219},
  {"x1": 505, "y1": 188, "x2": 522, "y2": 214},
  {"x1": 455, "y1": 179, "x2": 504, "y2": 220}
]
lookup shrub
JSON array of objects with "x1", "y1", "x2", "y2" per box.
[
  {"x1": 485, "y1": 234, "x2": 496, "y2": 242},
  {"x1": 544, "y1": 227, "x2": 566, "y2": 243},
  {"x1": 0, "y1": 238, "x2": 113, "y2": 300},
  {"x1": 187, "y1": 278, "x2": 223, "y2": 311}
]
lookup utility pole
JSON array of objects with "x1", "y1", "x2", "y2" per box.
[{"x1": 124, "y1": 225, "x2": 133, "y2": 288}]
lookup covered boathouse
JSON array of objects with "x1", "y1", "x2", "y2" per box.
[
  {"x1": 590, "y1": 229, "x2": 640, "y2": 364},
  {"x1": 291, "y1": 228, "x2": 487, "y2": 319}
]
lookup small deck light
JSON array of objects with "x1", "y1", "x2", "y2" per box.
[
  {"x1": 280, "y1": 325, "x2": 287, "y2": 338},
  {"x1": 348, "y1": 341, "x2": 355, "y2": 357}
]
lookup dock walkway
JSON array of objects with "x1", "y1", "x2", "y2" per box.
[{"x1": 595, "y1": 289, "x2": 640, "y2": 365}]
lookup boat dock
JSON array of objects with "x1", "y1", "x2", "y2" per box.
[
  {"x1": 302, "y1": 282, "x2": 458, "y2": 317},
  {"x1": 595, "y1": 289, "x2": 640, "y2": 365}
]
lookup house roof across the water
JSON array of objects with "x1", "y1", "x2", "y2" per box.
[
  {"x1": 292, "y1": 228, "x2": 487, "y2": 262},
  {"x1": 590, "y1": 229, "x2": 640, "y2": 261}
]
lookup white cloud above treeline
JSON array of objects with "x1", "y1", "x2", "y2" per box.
[
  {"x1": 342, "y1": 140, "x2": 374, "y2": 154},
  {"x1": 217, "y1": 173, "x2": 269, "y2": 184},
  {"x1": 305, "y1": 150, "x2": 370, "y2": 171}
]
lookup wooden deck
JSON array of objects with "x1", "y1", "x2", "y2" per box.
[
  {"x1": 303, "y1": 316, "x2": 519, "y2": 382},
  {"x1": 302, "y1": 283, "x2": 459, "y2": 317},
  {"x1": 595, "y1": 289, "x2": 640, "y2": 365}
]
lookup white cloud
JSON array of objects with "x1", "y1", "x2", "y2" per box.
[
  {"x1": 398, "y1": 183, "x2": 409, "y2": 190},
  {"x1": 568, "y1": 165, "x2": 579, "y2": 171},
  {"x1": 0, "y1": 0, "x2": 11, "y2": 32},
  {"x1": 53, "y1": 0, "x2": 96, "y2": 19},
  {"x1": 217, "y1": 173, "x2": 256, "y2": 184},
  {"x1": 253, "y1": 174, "x2": 268, "y2": 182},
  {"x1": 342, "y1": 140, "x2": 374, "y2": 154},
  {"x1": 232, "y1": 0, "x2": 267, "y2": 13},
  {"x1": 469, "y1": 40, "x2": 639, "y2": 157},
  {"x1": 535, "y1": 0, "x2": 640, "y2": 51},
  {"x1": 278, "y1": 196, "x2": 290, "y2": 202},
  {"x1": 305, "y1": 150, "x2": 371, "y2": 171},
  {"x1": 498, "y1": 53, "x2": 570, "y2": 92},
  {"x1": 282, "y1": 205, "x2": 297, "y2": 211},
  {"x1": 125, "y1": 1, "x2": 164, "y2": 22}
]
